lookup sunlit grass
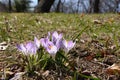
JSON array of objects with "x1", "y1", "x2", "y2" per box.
[{"x1": 0, "y1": 13, "x2": 120, "y2": 41}]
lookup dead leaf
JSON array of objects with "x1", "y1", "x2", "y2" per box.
[
  {"x1": 6, "y1": 71, "x2": 14, "y2": 75},
  {"x1": 84, "y1": 53, "x2": 95, "y2": 61},
  {"x1": 93, "y1": 19, "x2": 102, "y2": 24},
  {"x1": 80, "y1": 39, "x2": 85, "y2": 43},
  {"x1": 106, "y1": 63, "x2": 120, "y2": 75},
  {"x1": 42, "y1": 70, "x2": 50, "y2": 77},
  {"x1": 80, "y1": 13, "x2": 85, "y2": 17}
]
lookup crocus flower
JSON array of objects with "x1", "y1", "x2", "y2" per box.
[
  {"x1": 51, "y1": 31, "x2": 63, "y2": 50},
  {"x1": 52, "y1": 31, "x2": 63, "y2": 44},
  {"x1": 40, "y1": 37, "x2": 50, "y2": 48},
  {"x1": 46, "y1": 41, "x2": 58, "y2": 56},
  {"x1": 40, "y1": 32, "x2": 59, "y2": 56},
  {"x1": 62, "y1": 40, "x2": 75, "y2": 53},
  {"x1": 17, "y1": 41, "x2": 38, "y2": 55}
]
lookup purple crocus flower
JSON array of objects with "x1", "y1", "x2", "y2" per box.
[
  {"x1": 46, "y1": 41, "x2": 58, "y2": 56},
  {"x1": 17, "y1": 41, "x2": 38, "y2": 55},
  {"x1": 51, "y1": 31, "x2": 63, "y2": 50},
  {"x1": 52, "y1": 31, "x2": 63, "y2": 44},
  {"x1": 62, "y1": 40, "x2": 75, "y2": 53},
  {"x1": 40, "y1": 37, "x2": 50, "y2": 48},
  {"x1": 40, "y1": 37, "x2": 58, "y2": 55},
  {"x1": 25, "y1": 42, "x2": 38, "y2": 55}
]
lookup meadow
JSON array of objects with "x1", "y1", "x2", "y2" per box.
[{"x1": 0, "y1": 13, "x2": 120, "y2": 80}]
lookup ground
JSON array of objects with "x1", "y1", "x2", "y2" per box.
[{"x1": 0, "y1": 13, "x2": 120, "y2": 80}]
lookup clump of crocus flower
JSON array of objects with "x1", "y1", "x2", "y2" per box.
[
  {"x1": 17, "y1": 31, "x2": 75, "y2": 75},
  {"x1": 17, "y1": 37, "x2": 42, "y2": 75},
  {"x1": 40, "y1": 31, "x2": 75, "y2": 56},
  {"x1": 17, "y1": 37, "x2": 40, "y2": 55},
  {"x1": 17, "y1": 31, "x2": 75, "y2": 56}
]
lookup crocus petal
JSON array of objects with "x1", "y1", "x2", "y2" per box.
[
  {"x1": 62, "y1": 40, "x2": 68, "y2": 48},
  {"x1": 52, "y1": 31, "x2": 58, "y2": 43},
  {"x1": 68, "y1": 41, "x2": 75, "y2": 50},
  {"x1": 55, "y1": 39, "x2": 62, "y2": 50},
  {"x1": 58, "y1": 33, "x2": 63, "y2": 40},
  {"x1": 25, "y1": 42, "x2": 34, "y2": 51},
  {"x1": 34, "y1": 37, "x2": 40, "y2": 48},
  {"x1": 47, "y1": 32, "x2": 51, "y2": 39},
  {"x1": 52, "y1": 31, "x2": 58, "y2": 38},
  {"x1": 28, "y1": 45, "x2": 37, "y2": 55},
  {"x1": 17, "y1": 44, "x2": 26, "y2": 53}
]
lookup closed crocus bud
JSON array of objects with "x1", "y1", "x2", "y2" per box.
[{"x1": 62, "y1": 40, "x2": 75, "y2": 53}]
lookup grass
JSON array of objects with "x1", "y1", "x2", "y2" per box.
[
  {"x1": 0, "y1": 13, "x2": 120, "y2": 79},
  {"x1": 0, "y1": 13, "x2": 120, "y2": 41}
]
